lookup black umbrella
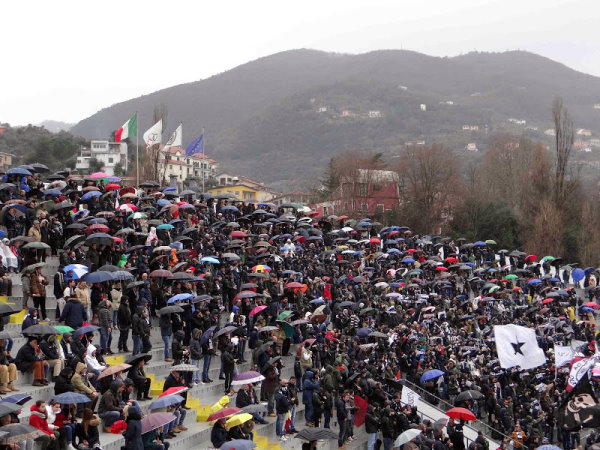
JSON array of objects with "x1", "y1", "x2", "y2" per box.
[
  {"x1": 126, "y1": 281, "x2": 145, "y2": 289},
  {"x1": 214, "y1": 326, "x2": 237, "y2": 338},
  {"x1": 0, "y1": 304, "x2": 18, "y2": 318},
  {"x1": 295, "y1": 427, "x2": 338, "y2": 441},
  {"x1": 455, "y1": 390, "x2": 484, "y2": 403},
  {"x1": 126, "y1": 353, "x2": 153, "y2": 366},
  {"x1": 22, "y1": 324, "x2": 60, "y2": 336},
  {"x1": 0, "y1": 423, "x2": 44, "y2": 444},
  {"x1": 72, "y1": 325, "x2": 100, "y2": 336},
  {"x1": 158, "y1": 305, "x2": 184, "y2": 315}
]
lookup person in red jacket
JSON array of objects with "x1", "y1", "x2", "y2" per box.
[{"x1": 29, "y1": 400, "x2": 60, "y2": 450}]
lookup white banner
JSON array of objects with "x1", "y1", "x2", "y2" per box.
[
  {"x1": 163, "y1": 123, "x2": 182, "y2": 152},
  {"x1": 401, "y1": 386, "x2": 421, "y2": 408},
  {"x1": 554, "y1": 345, "x2": 575, "y2": 368},
  {"x1": 143, "y1": 119, "x2": 162, "y2": 147}
]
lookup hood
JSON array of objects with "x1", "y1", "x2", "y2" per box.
[
  {"x1": 86, "y1": 344, "x2": 96, "y2": 358},
  {"x1": 110, "y1": 379, "x2": 123, "y2": 394},
  {"x1": 326, "y1": 365, "x2": 334, "y2": 375},
  {"x1": 27, "y1": 307, "x2": 36, "y2": 316},
  {"x1": 59, "y1": 367, "x2": 72, "y2": 378},
  {"x1": 30, "y1": 404, "x2": 46, "y2": 418},
  {"x1": 305, "y1": 371, "x2": 314, "y2": 381},
  {"x1": 76, "y1": 362, "x2": 87, "y2": 374},
  {"x1": 136, "y1": 306, "x2": 145, "y2": 315},
  {"x1": 193, "y1": 328, "x2": 202, "y2": 339},
  {"x1": 175, "y1": 330, "x2": 185, "y2": 340},
  {"x1": 127, "y1": 405, "x2": 142, "y2": 421},
  {"x1": 47, "y1": 335, "x2": 56, "y2": 344},
  {"x1": 89, "y1": 414, "x2": 101, "y2": 427}
]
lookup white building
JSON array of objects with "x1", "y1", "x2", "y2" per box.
[
  {"x1": 466, "y1": 143, "x2": 478, "y2": 152},
  {"x1": 368, "y1": 110, "x2": 382, "y2": 118},
  {"x1": 159, "y1": 146, "x2": 218, "y2": 184},
  {"x1": 420, "y1": 104, "x2": 427, "y2": 111},
  {"x1": 75, "y1": 140, "x2": 128, "y2": 175}
]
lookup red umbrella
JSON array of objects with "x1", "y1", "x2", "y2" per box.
[
  {"x1": 230, "y1": 231, "x2": 247, "y2": 238},
  {"x1": 525, "y1": 254, "x2": 537, "y2": 262},
  {"x1": 310, "y1": 314, "x2": 327, "y2": 323},
  {"x1": 119, "y1": 186, "x2": 136, "y2": 196},
  {"x1": 539, "y1": 307, "x2": 550, "y2": 314},
  {"x1": 285, "y1": 282, "x2": 306, "y2": 289},
  {"x1": 586, "y1": 302, "x2": 600, "y2": 309},
  {"x1": 436, "y1": 266, "x2": 448, "y2": 271},
  {"x1": 206, "y1": 407, "x2": 241, "y2": 422},
  {"x1": 159, "y1": 386, "x2": 189, "y2": 398},
  {"x1": 150, "y1": 269, "x2": 173, "y2": 278},
  {"x1": 446, "y1": 407, "x2": 476, "y2": 421},
  {"x1": 86, "y1": 224, "x2": 109, "y2": 234},
  {"x1": 113, "y1": 237, "x2": 123, "y2": 243},
  {"x1": 249, "y1": 305, "x2": 268, "y2": 317},
  {"x1": 105, "y1": 184, "x2": 120, "y2": 190},
  {"x1": 406, "y1": 248, "x2": 417, "y2": 253},
  {"x1": 542, "y1": 298, "x2": 554, "y2": 304},
  {"x1": 445, "y1": 257, "x2": 458, "y2": 263},
  {"x1": 369, "y1": 238, "x2": 380, "y2": 244}
]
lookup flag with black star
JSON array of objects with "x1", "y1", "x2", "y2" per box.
[{"x1": 494, "y1": 324, "x2": 547, "y2": 370}]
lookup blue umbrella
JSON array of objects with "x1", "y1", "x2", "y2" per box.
[
  {"x1": 357, "y1": 328, "x2": 373, "y2": 338},
  {"x1": 107, "y1": 176, "x2": 121, "y2": 183},
  {"x1": 220, "y1": 440, "x2": 257, "y2": 450},
  {"x1": 81, "y1": 191, "x2": 102, "y2": 201},
  {"x1": 88, "y1": 218, "x2": 108, "y2": 225},
  {"x1": 149, "y1": 395, "x2": 185, "y2": 410},
  {"x1": 83, "y1": 271, "x2": 114, "y2": 283},
  {"x1": 201, "y1": 325, "x2": 218, "y2": 345},
  {"x1": 7, "y1": 168, "x2": 31, "y2": 176},
  {"x1": 169, "y1": 219, "x2": 183, "y2": 224},
  {"x1": 168, "y1": 293, "x2": 194, "y2": 304},
  {"x1": 64, "y1": 264, "x2": 88, "y2": 280},
  {"x1": 112, "y1": 271, "x2": 135, "y2": 281},
  {"x1": 52, "y1": 392, "x2": 91, "y2": 404},
  {"x1": 157, "y1": 224, "x2": 174, "y2": 230},
  {"x1": 389, "y1": 282, "x2": 403, "y2": 288},
  {"x1": 163, "y1": 187, "x2": 177, "y2": 192},
  {"x1": 527, "y1": 279, "x2": 542, "y2": 285},
  {"x1": 537, "y1": 446, "x2": 560, "y2": 450},
  {"x1": 581, "y1": 307, "x2": 594, "y2": 313},
  {"x1": 0, "y1": 393, "x2": 32, "y2": 405},
  {"x1": 72, "y1": 325, "x2": 100, "y2": 336},
  {"x1": 473, "y1": 241, "x2": 487, "y2": 246},
  {"x1": 402, "y1": 258, "x2": 415, "y2": 264},
  {"x1": 420, "y1": 369, "x2": 445, "y2": 383},
  {"x1": 157, "y1": 199, "x2": 171, "y2": 208},
  {"x1": 43, "y1": 189, "x2": 61, "y2": 197},
  {"x1": 221, "y1": 205, "x2": 239, "y2": 213},
  {"x1": 201, "y1": 257, "x2": 220, "y2": 264},
  {"x1": 309, "y1": 298, "x2": 325, "y2": 305},
  {"x1": 572, "y1": 268, "x2": 585, "y2": 282}
]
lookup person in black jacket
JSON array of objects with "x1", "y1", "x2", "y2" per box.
[
  {"x1": 124, "y1": 405, "x2": 143, "y2": 450},
  {"x1": 337, "y1": 391, "x2": 350, "y2": 448},
  {"x1": 54, "y1": 367, "x2": 74, "y2": 395},
  {"x1": 312, "y1": 388, "x2": 325, "y2": 428},
  {"x1": 98, "y1": 379, "x2": 123, "y2": 432},
  {"x1": 59, "y1": 297, "x2": 87, "y2": 330},
  {"x1": 131, "y1": 307, "x2": 145, "y2": 356},
  {"x1": 171, "y1": 330, "x2": 187, "y2": 365},
  {"x1": 162, "y1": 370, "x2": 189, "y2": 432},
  {"x1": 210, "y1": 418, "x2": 229, "y2": 448},
  {"x1": 117, "y1": 297, "x2": 131, "y2": 352},
  {"x1": 15, "y1": 337, "x2": 47, "y2": 387},
  {"x1": 129, "y1": 358, "x2": 152, "y2": 401},
  {"x1": 221, "y1": 345, "x2": 236, "y2": 394},
  {"x1": 381, "y1": 408, "x2": 397, "y2": 450},
  {"x1": 39, "y1": 335, "x2": 63, "y2": 380},
  {"x1": 365, "y1": 405, "x2": 381, "y2": 450},
  {"x1": 275, "y1": 380, "x2": 291, "y2": 441},
  {"x1": 69, "y1": 335, "x2": 87, "y2": 365}
]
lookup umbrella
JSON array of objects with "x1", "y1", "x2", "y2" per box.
[
  {"x1": 159, "y1": 386, "x2": 189, "y2": 398},
  {"x1": 455, "y1": 390, "x2": 484, "y2": 403},
  {"x1": 22, "y1": 324, "x2": 60, "y2": 336},
  {"x1": 0, "y1": 403, "x2": 21, "y2": 416},
  {"x1": 22, "y1": 242, "x2": 50, "y2": 251},
  {"x1": 356, "y1": 328, "x2": 373, "y2": 338},
  {"x1": 52, "y1": 325, "x2": 74, "y2": 334},
  {"x1": 537, "y1": 446, "x2": 561, "y2": 450},
  {"x1": 368, "y1": 331, "x2": 388, "y2": 339},
  {"x1": 232, "y1": 371, "x2": 265, "y2": 385},
  {"x1": 0, "y1": 304, "x2": 18, "y2": 318},
  {"x1": 86, "y1": 233, "x2": 114, "y2": 245},
  {"x1": 97, "y1": 363, "x2": 132, "y2": 380},
  {"x1": 395, "y1": 429, "x2": 423, "y2": 447},
  {"x1": 83, "y1": 271, "x2": 114, "y2": 283},
  {"x1": 64, "y1": 264, "x2": 88, "y2": 279},
  {"x1": 81, "y1": 191, "x2": 102, "y2": 201},
  {"x1": 420, "y1": 369, "x2": 445, "y2": 383},
  {"x1": 0, "y1": 423, "x2": 44, "y2": 444},
  {"x1": 112, "y1": 271, "x2": 135, "y2": 281},
  {"x1": 171, "y1": 364, "x2": 200, "y2": 372},
  {"x1": 249, "y1": 305, "x2": 268, "y2": 317},
  {"x1": 433, "y1": 417, "x2": 448, "y2": 432},
  {"x1": 52, "y1": 392, "x2": 91, "y2": 404},
  {"x1": 275, "y1": 320, "x2": 294, "y2": 338},
  {"x1": 446, "y1": 407, "x2": 476, "y2": 421},
  {"x1": 72, "y1": 325, "x2": 100, "y2": 337},
  {"x1": 126, "y1": 353, "x2": 153, "y2": 366},
  {"x1": 201, "y1": 256, "x2": 220, "y2": 264},
  {"x1": 227, "y1": 413, "x2": 253, "y2": 428},
  {"x1": 207, "y1": 407, "x2": 241, "y2": 422},
  {"x1": 240, "y1": 404, "x2": 268, "y2": 415},
  {"x1": 295, "y1": 427, "x2": 339, "y2": 441},
  {"x1": 158, "y1": 305, "x2": 184, "y2": 315},
  {"x1": 141, "y1": 412, "x2": 176, "y2": 434},
  {"x1": 0, "y1": 394, "x2": 31, "y2": 406},
  {"x1": 215, "y1": 326, "x2": 238, "y2": 338},
  {"x1": 150, "y1": 269, "x2": 173, "y2": 278},
  {"x1": 149, "y1": 395, "x2": 185, "y2": 411},
  {"x1": 167, "y1": 293, "x2": 194, "y2": 304},
  {"x1": 21, "y1": 262, "x2": 46, "y2": 274},
  {"x1": 276, "y1": 310, "x2": 293, "y2": 321},
  {"x1": 220, "y1": 440, "x2": 257, "y2": 450}
]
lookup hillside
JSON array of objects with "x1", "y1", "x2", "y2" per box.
[
  {"x1": 70, "y1": 49, "x2": 600, "y2": 189},
  {"x1": 38, "y1": 120, "x2": 74, "y2": 133}
]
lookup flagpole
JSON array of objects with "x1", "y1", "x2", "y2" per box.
[
  {"x1": 202, "y1": 127, "x2": 205, "y2": 193},
  {"x1": 135, "y1": 111, "x2": 139, "y2": 187}
]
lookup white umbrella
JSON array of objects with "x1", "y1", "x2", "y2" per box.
[{"x1": 395, "y1": 429, "x2": 422, "y2": 447}]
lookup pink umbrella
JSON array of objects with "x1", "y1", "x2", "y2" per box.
[
  {"x1": 118, "y1": 204, "x2": 137, "y2": 212},
  {"x1": 249, "y1": 305, "x2": 268, "y2": 317},
  {"x1": 90, "y1": 172, "x2": 110, "y2": 179}
]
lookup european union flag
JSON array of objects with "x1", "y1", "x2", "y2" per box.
[{"x1": 185, "y1": 134, "x2": 203, "y2": 157}]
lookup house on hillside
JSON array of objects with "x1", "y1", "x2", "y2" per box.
[
  {"x1": 368, "y1": 110, "x2": 382, "y2": 118},
  {"x1": 577, "y1": 129, "x2": 592, "y2": 137},
  {"x1": 544, "y1": 129, "x2": 556, "y2": 136},
  {"x1": 462, "y1": 125, "x2": 479, "y2": 131},
  {"x1": 0, "y1": 152, "x2": 14, "y2": 172},
  {"x1": 420, "y1": 104, "x2": 427, "y2": 111},
  {"x1": 466, "y1": 143, "x2": 478, "y2": 152},
  {"x1": 313, "y1": 169, "x2": 401, "y2": 217},
  {"x1": 158, "y1": 146, "x2": 217, "y2": 186},
  {"x1": 210, "y1": 173, "x2": 277, "y2": 202},
  {"x1": 271, "y1": 190, "x2": 312, "y2": 207},
  {"x1": 75, "y1": 140, "x2": 128, "y2": 176}
]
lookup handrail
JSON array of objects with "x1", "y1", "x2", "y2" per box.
[{"x1": 399, "y1": 379, "x2": 519, "y2": 449}]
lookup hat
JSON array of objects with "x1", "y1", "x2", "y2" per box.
[{"x1": 33, "y1": 220, "x2": 39, "y2": 224}]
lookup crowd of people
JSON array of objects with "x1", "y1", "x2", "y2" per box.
[{"x1": 0, "y1": 168, "x2": 597, "y2": 450}]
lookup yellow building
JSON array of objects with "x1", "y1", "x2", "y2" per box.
[
  {"x1": 207, "y1": 184, "x2": 260, "y2": 201},
  {"x1": 0, "y1": 152, "x2": 14, "y2": 172}
]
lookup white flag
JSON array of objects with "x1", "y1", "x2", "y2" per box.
[
  {"x1": 163, "y1": 123, "x2": 182, "y2": 152},
  {"x1": 566, "y1": 356, "x2": 596, "y2": 391},
  {"x1": 494, "y1": 324, "x2": 546, "y2": 370},
  {"x1": 400, "y1": 386, "x2": 420, "y2": 408},
  {"x1": 143, "y1": 119, "x2": 162, "y2": 147},
  {"x1": 554, "y1": 345, "x2": 575, "y2": 368}
]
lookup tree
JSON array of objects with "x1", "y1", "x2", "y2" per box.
[
  {"x1": 88, "y1": 158, "x2": 105, "y2": 173},
  {"x1": 552, "y1": 97, "x2": 575, "y2": 208}
]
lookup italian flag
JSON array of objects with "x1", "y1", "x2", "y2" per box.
[{"x1": 115, "y1": 113, "x2": 137, "y2": 142}]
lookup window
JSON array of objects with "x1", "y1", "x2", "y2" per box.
[
  {"x1": 361, "y1": 203, "x2": 369, "y2": 211},
  {"x1": 108, "y1": 158, "x2": 113, "y2": 163},
  {"x1": 169, "y1": 165, "x2": 173, "y2": 169},
  {"x1": 358, "y1": 183, "x2": 368, "y2": 197},
  {"x1": 376, "y1": 204, "x2": 384, "y2": 213},
  {"x1": 372, "y1": 183, "x2": 382, "y2": 191},
  {"x1": 235, "y1": 191, "x2": 240, "y2": 196}
]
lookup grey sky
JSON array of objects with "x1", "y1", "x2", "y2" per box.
[{"x1": 2, "y1": 0, "x2": 598, "y2": 126}]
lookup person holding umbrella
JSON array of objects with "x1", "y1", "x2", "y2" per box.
[
  {"x1": 15, "y1": 336, "x2": 48, "y2": 387},
  {"x1": 129, "y1": 355, "x2": 152, "y2": 401},
  {"x1": 210, "y1": 417, "x2": 230, "y2": 448}
]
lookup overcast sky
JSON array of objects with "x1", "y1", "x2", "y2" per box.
[{"x1": 2, "y1": 0, "x2": 599, "y2": 126}]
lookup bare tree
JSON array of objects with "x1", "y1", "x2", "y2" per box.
[{"x1": 552, "y1": 97, "x2": 574, "y2": 207}]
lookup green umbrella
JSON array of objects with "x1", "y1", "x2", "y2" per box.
[
  {"x1": 275, "y1": 320, "x2": 294, "y2": 338},
  {"x1": 488, "y1": 285, "x2": 501, "y2": 293},
  {"x1": 21, "y1": 262, "x2": 45, "y2": 273},
  {"x1": 504, "y1": 274, "x2": 518, "y2": 280},
  {"x1": 22, "y1": 242, "x2": 51, "y2": 250},
  {"x1": 485, "y1": 239, "x2": 497, "y2": 245},
  {"x1": 53, "y1": 325, "x2": 74, "y2": 334},
  {"x1": 360, "y1": 307, "x2": 376, "y2": 315},
  {"x1": 541, "y1": 256, "x2": 555, "y2": 262},
  {"x1": 277, "y1": 310, "x2": 293, "y2": 321}
]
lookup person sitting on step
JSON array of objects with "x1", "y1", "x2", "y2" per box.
[
  {"x1": 15, "y1": 336, "x2": 48, "y2": 387},
  {"x1": 0, "y1": 337, "x2": 18, "y2": 393}
]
